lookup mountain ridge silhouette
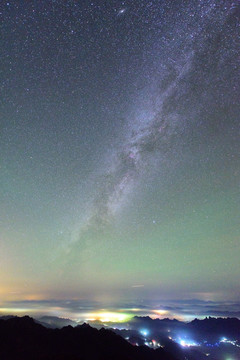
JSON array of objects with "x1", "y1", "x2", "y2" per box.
[{"x1": 0, "y1": 315, "x2": 177, "y2": 360}]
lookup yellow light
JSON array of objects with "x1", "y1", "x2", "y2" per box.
[
  {"x1": 0, "y1": 307, "x2": 33, "y2": 314},
  {"x1": 152, "y1": 309, "x2": 168, "y2": 316},
  {"x1": 83, "y1": 311, "x2": 132, "y2": 323}
]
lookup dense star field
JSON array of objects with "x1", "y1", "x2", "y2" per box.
[{"x1": 0, "y1": 0, "x2": 239, "y2": 318}]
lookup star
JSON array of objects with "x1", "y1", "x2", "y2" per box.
[{"x1": 117, "y1": 8, "x2": 126, "y2": 16}]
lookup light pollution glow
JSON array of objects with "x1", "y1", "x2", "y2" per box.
[{"x1": 0, "y1": 306, "x2": 169, "y2": 322}]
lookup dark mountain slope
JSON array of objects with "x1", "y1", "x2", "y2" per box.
[
  {"x1": 0, "y1": 316, "x2": 177, "y2": 360},
  {"x1": 39, "y1": 315, "x2": 78, "y2": 328}
]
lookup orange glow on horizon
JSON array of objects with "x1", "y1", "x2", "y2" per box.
[{"x1": 152, "y1": 309, "x2": 169, "y2": 316}]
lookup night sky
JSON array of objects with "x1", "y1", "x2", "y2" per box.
[{"x1": 1, "y1": 0, "x2": 240, "y2": 318}]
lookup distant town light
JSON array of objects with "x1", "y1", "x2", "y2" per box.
[
  {"x1": 140, "y1": 329, "x2": 149, "y2": 337},
  {"x1": 178, "y1": 338, "x2": 199, "y2": 347}
]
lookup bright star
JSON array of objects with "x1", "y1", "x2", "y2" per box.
[{"x1": 117, "y1": 8, "x2": 126, "y2": 16}]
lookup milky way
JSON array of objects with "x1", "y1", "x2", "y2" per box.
[
  {"x1": 65, "y1": 0, "x2": 239, "y2": 268},
  {"x1": 1, "y1": 0, "x2": 239, "y2": 306},
  {"x1": 67, "y1": 53, "x2": 194, "y2": 252}
]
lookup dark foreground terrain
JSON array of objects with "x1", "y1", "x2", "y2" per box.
[
  {"x1": 0, "y1": 316, "x2": 176, "y2": 360},
  {"x1": 38, "y1": 315, "x2": 240, "y2": 360}
]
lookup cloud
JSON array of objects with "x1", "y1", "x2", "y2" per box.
[{"x1": 1, "y1": 299, "x2": 240, "y2": 320}]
